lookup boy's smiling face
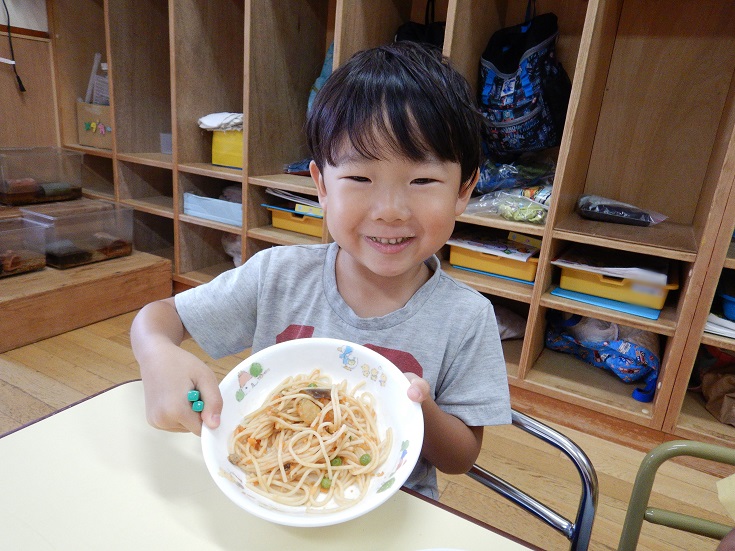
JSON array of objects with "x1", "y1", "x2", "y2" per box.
[{"x1": 310, "y1": 149, "x2": 475, "y2": 284}]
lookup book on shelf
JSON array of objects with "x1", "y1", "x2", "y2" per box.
[{"x1": 550, "y1": 244, "x2": 670, "y2": 285}]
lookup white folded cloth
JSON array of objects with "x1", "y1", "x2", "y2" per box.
[{"x1": 197, "y1": 112, "x2": 243, "y2": 131}]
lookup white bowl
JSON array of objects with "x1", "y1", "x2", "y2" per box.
[{"x1": 201, "y1": 338, "x2": 424, "y2": 527}]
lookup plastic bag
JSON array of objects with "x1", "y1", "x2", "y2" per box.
[
  {"x1": 476, "y1": 151, "x2": 556, "y2": 195},
  {"x1": 577, "y1": 195, "x2": 667, "y2": 227},
  {"x1": 466, "y1": 184, "x2": 552, "y2": 225}
]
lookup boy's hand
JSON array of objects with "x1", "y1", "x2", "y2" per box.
[
  {"x1": 131, "y1": 299, "x2": 222, "y2": 437},
  {"x1": 404, "y1": 372, "x2": 431, "y2": 403},
  {"x1": 140, "y1": 344, "x2": 223, "y2": 436}
]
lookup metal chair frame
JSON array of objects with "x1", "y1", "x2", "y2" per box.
[
  {"x1": 467, "y1": 409, "x2": 599, "y2": 551},
  {"x1": 617, "y1": 440, "x2": 735, "y2": 551}
]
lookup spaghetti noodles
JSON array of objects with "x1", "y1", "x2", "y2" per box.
[{"x1": 228, "y1": 369, "x2": 392, "y2": 511}]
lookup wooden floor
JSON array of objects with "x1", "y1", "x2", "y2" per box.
[{"x1": 1, "y1": 311, "x2": 733, "y2": 550}]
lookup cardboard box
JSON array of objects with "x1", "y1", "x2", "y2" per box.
[{"x1": 76, "y1": 100, "x2": 113, "y2": 149}]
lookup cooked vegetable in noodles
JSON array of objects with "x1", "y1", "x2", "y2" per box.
[{"x1": 228, "y1": 370, "x2": 392, "y2": 511}]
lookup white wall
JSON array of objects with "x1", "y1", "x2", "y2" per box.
[{"x1": 2, "y1": 0, "x2": 48, "y2": 33}]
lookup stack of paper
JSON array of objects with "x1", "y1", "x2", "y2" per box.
[
  {"x1": 704, "y1": 312, "x2": 735, "y2": 339},
  {"x1": 447, "y1": 231, "x2": 540, "y2": 262},
  {"x1": 551, "y1": 244, "x2": 669, "y2": 285},
  {"x1": 265, "y1": 188, "x2": 323, "y2": 217}
]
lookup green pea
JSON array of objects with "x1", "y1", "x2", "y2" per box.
[
  {"x1": 330, "y1": 457, "x2": 342, "y2": 467},
  {"x1": 359, "y1": 453, "x2": 371, "y2": 466},
  {"x1": 321, "y1": 477, "x2": 331, "y2": 489},
  {"x1": 307, "y1": 383, "x2": 317, "y2": 387}
]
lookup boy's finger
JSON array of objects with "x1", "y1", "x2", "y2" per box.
[
  {"x1": 195, "y1": 377, "x2": 224, "y2": 431},
  {"x1": 406, "y1": 377, "x2": 430, "y2": 403},
  {"x1": 180, "y1": 409, "x2": 204, "y2": 436}
]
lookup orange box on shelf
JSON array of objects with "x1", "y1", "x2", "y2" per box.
[
  {"x1": 449, "y1": 245, "x2": 538, "y2": 282},
  {"x1": 265, "y1": 205, "x2": 323, "y2": 238},
  {"x1": 558, "y1": 266, "x2": 679, "y2": 310}
]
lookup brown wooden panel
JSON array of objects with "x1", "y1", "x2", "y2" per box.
[
  {"x1": 47, "y1": 0, "x2": 106, "y2": 148},
  {"x1": 0, "y1": 34, "x2": 57, "y2": 147},
  {"x1": 585, "y1": 0, "x2": 735, "y2": 224},
  {"x1": 0, "y1": 252, "x2": 171, "y2": 353}
]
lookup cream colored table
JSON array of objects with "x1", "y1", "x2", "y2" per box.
[{"x1": 0, "y1": 381, "x2": 534, "y2": 551}]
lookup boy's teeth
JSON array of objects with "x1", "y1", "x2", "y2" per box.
[{"x1": 372, "y1": 237, "x2": 408, "y2": 245}]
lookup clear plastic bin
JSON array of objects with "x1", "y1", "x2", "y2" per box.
[
  {"x1": 21, "y1": 198, "x2": 133, "y2": 269},
  {"x1": 0, "y1": 147, "x2": 83, "y2": 206},
  {"x1": 0, "y1": 217, "x2": 48, "y2": 277}
]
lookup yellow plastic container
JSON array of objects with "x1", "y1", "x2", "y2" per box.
[
  {"x1": 212, "y1": 130, "x2": 243, "y2": 169},
  {"x1": 268, "y1": 207, "x2": 323, "y2": 238},
  {"x1": 559, "y1": 266, "x2": 679, "y2": 309},
  {"x1": 449, "y1": 246, "x2": 538, "y2": 282}
]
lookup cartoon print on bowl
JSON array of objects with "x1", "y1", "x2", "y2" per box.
[
  {"x1": 338, "y1": 344, "x2": 358, "y2": 370},
  {"x1": 335, "y1": 344, "x2": 390, "y2": 390},
  {"x1": 378, "y1": 440, "x2": 412, "y2": 493},
  {"x1": 235, "y1": 361, "x2": 267, "y2": 401}
]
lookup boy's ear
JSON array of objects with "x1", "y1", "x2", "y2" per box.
[
  {"x1": 310, "y1": 160, "x2": 328, "y2": 209},
  {"x1": 455, "y1": 171, "x2": 479, "y2": 216}
]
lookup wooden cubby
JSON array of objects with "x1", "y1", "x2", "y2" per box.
[{"x1": 47, "y1": 0, "x2": 735, "y2": 448}]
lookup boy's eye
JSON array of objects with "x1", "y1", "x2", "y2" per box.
[
  {"x1": 411, "y1": 178, "x2": 435, "y2": 185},
  {"x1": 347, "y1": 176, "x2": 370, "y2": 182}
]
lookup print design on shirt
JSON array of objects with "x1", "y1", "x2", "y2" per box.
[
  {"x1": 276, "y1": 324, "x2": 315, "y2": 342},
  {"x1": 363, "y1": 344, "x2": 423, "y2": 377}
]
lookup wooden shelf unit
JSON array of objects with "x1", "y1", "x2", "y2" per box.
[{"x1": 47, "y1": 0, "x2": 735, "y2": 448}]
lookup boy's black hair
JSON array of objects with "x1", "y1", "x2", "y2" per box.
[{"x1": 305, "y1": 41, "x2": 484, "y2": 189}]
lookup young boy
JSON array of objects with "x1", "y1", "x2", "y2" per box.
[{"x1": 130, "y1": 41, "x2": 511, "y2": 499}]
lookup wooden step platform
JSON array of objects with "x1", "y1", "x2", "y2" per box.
[{"x1": 1, "y1": 251, "x2": 172, "y2": 353}]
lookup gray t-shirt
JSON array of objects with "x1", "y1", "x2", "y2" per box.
[{"x1": 176, "y1": 242, "x2": 511, "y2": 498}]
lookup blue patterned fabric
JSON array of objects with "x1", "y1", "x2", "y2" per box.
[
  {"x1": 545, "y1": 321, "x2": 659, "y2": 403},
  {"x1": 478, "y1": 12, "x2": 571, "y2": 155}
]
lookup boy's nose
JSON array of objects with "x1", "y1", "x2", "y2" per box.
[{"x1": 373, "y1": 187, "x2": 410, "y2": 222}]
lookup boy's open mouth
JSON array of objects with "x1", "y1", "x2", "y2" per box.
[{"x1": 368, "y1": 236, "x2": 412, "y2": 245}]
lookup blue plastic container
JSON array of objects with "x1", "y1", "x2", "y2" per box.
[{"x1": 721, "y1": 292, "x2": 735, "y2": 321}]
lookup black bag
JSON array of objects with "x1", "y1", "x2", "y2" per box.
[
  {"x1": 395, "y1": 0, "x2": 445, "y2": 48},
  {"x1": 478, "y1": 0, "x2": 571, "y2": 155}
]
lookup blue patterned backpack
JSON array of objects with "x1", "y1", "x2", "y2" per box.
[{"x1": 478, "y1": 0, "x2": 571, "y2": 156}]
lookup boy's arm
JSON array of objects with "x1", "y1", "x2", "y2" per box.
[
  {"x1": 130, "y1": 298, "x2": 222, "y2": 435},
  {"x1": 406, "y1": 375, "x2": 483, "y2": 474}
]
